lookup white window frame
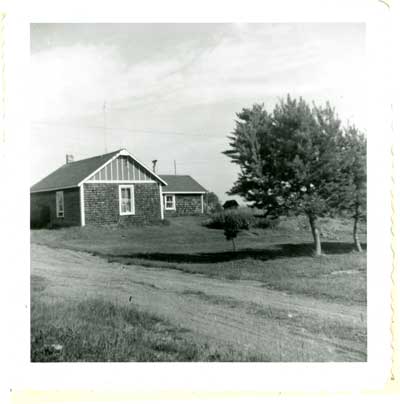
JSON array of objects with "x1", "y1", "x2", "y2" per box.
[
  {"x1": 164, "y1": 194, "x2": 176, "y2": 210},
  {"x1": 118, "y1": 185, "x2": 135, "y2": 215},
  {"x1": 56, "y1": 190, "x2": 64, "y2": 218}
]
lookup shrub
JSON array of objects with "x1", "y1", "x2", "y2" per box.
[
  {"x1": 204, "y1": 210, "x2": 253, "y2": 251},
  {"x1": 252, "y1": 216, "x2": 280, "y2": 229},
  {"x1": 204, "y1": 210, "x2": 254, "y2": 230},
  {"x1": 203, "y1": 212, "x2": 226, "y2": 229}
]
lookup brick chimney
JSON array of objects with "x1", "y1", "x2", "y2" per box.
[
  {"x1": 66, "y1": 154, "x2": 74, "y2": 164},
  {"x1": 152, "y1": 159, "x2": 158, "y2": 173}
]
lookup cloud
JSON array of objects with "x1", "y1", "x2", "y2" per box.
[
  {"x1": 31, "y1": 24, "x2": 366, "y2": 128},
  {"x1": 31, "y1": 44, "x2": 182, "y2": 121}
]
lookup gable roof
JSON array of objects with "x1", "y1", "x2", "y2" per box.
[
  {"x1": 31, "y1": 149, "x2": 167, "y2": 193},
  {"x1": 159, "y1": 175, "x2": 207, "y2": 193}
]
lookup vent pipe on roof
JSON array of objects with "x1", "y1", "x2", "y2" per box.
[
  {"x1": 66, "y1": 154, "x2": 74, "y2": 164},
  {"x1": 152, "y1": 159, "x2": 158, "y2": 173}
]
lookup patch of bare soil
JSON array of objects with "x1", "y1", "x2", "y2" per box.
[{"x1": 31, "y1": 244, "x2": 366, "y2": 361}]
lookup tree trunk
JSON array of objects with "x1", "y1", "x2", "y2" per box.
[
  {"x1": 353, "y1": 204, "x2": 363, "y2": 252},
  {"x1": 231, "y1": 238, "x2": 236, "y2": 252},
  {"x1": 308, "y1": 215, "x2": 322, "y2": 256}
]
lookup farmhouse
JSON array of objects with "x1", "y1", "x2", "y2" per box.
[
  {"x1": 30, "y1": 149, "x2": 208, "y2": 227},
  {"x1": 30, "y1": 149, "x2": 167, "y2": 227},
  {"x1": 159, "y1": 175, "x2": 208, "y2": 216}
]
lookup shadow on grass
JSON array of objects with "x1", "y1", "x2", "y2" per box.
[{"x1": 112, "y1": 242, "x2": 367, "y2": 264}]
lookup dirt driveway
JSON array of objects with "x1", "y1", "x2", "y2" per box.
[{"x1": 31, "y1": 243, "x2": 367, "y2": 361}]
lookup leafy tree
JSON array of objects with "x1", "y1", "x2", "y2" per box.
[
  {"x1": 335, "y1": 126, "x2": 367, "y2": 251},
  {"x1": 224, "y1": 104, "x2": 269, "y2": 206},
  {"x1": 222, "y1": 213, "x2": 242, "y2": 251},
  {"x1": 205, "y1": 192, "x2": 222, "y2": 213},
  {"x1": 223, "y1": 95, "x2": 346, "y2": 256}
]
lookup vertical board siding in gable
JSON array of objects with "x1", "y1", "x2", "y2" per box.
[
  {"x1": 119, "y1": 158, "x2": 122, "y2": 179},
  {"x1": 119, "y1": 157, "x2": 123, "y2": 180},
  {"x1": 100, "y1": 166, "x2": 106, "y2": 180},
  {"x1": 87, "y1": 156, "x2": 155, "y2": 182},
  {"x1": 123, "y1": 157, "x2": 129, "y2": 180},
  {"x1": 129, "y1": 160, "x2": 134, "y2": 180},
  {"x1": 120, "y1": 157, "x2": 125, "y2": 180},
  {"x1": 112, "y1": 159, "x2": 117, "y2": 180},
  {"x1": 133, "y1": 162, "x2": 139, "y2": 181},
  {"x1": 126, "y1": 157, "x2": 130, "y2": 180},
  {"x1": 139, "y1": 162, "x2": 145, "y2": 181},
  {"x1": 118, "y1": 157, "x2": 123, "y2": 180},
  {"x1": 122, "y1": 157, "x2": 129, "y2": 180}
]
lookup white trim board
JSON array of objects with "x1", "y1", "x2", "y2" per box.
[
  {"x1": 31, "y1": 185, "x2": 79, "y2": 193},
  {"x1": 85, "y1": 180, "x2": 156, "y2": 184},
  {"x1": 79, "y1": 184, "x2": 85, "y2": 227},
  {"x1": 159, "y1": 184, "x2": 164, "y2": 220},
  {"x1": 162, "y1": 191, "x2": 206, "y2": 194}
]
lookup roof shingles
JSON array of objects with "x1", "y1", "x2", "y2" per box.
[
  {"x1": 30, "y1": 150, "x2": 121, "y2": 192},
  {"x1": 159, "y1": 175, "x2": 207, "y2": 193},
  {"x1": 30, "y1": 150, "x2": 207, "y2": 194}
]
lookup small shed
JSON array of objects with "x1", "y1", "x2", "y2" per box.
[{"x1": 159, "y1": 175, "x2": 208, "y2": 216}]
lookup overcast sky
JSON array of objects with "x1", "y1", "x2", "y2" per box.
[{"x1": 30, "y1": 23, "x2": 366, "y2": 201}]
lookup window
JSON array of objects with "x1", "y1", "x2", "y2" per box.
[
  {"x1": 164, "y1": 194, "x2": 175, "y2": 210},
  {"x1": 119, "y1": 185, "x2": 135, "y2": 215},
  {"x1": 56, "y1": 191, "x2": 64, "y2": 218}
]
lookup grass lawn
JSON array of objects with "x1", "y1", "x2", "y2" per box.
[
  {"x1": 31, "y1": 215, "x2": 367, "y2": 305},
  {"x1": 31, "y1": 294, "x2": 262, "y2": 362}
]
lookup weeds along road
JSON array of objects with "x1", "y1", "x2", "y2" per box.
[{"x1": 31, "y1": 243, "x2": 367, "y2": 362}]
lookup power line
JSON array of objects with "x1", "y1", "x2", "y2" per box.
[{"x1": 31, "y1": 120, "x2": 227, "y2": 139}]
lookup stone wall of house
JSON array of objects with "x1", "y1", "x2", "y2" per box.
[
  {"x1": 30, "y1": 188, "x2": 81, "y2": 227},
  {"x1": 164, "y1": 194, "x2": 203, "y2": 216},
  {"x1": 84, "y1": 183, "x2": 162, "y2": 225}
]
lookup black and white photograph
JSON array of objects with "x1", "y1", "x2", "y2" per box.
[
  {"x1": 28, "y1": 22, "x2": 370, "y2": 363},
  {"x1": 2, "y1": 0, "x2": 400, "y2": 401}
]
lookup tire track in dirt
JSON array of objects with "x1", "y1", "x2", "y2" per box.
[{"x1": 31, "y1": 244, "x2": 366, "y2": 361}]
